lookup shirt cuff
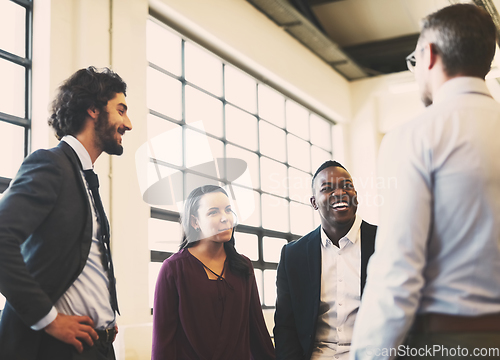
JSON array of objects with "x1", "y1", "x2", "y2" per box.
[{"x1": 31, "y1": 307, "x2": 58, "y2": 331}]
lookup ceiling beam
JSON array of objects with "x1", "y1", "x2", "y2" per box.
[
  {"x1": 307, "y1": 0, "x2": 346, "y2": 6},
  {"x1": 343, "y1": 34, "x2": 420, "y2": 74}
]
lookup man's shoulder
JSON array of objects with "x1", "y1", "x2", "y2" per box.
[
  {"x1": 360, "y1": 220, "x2": 377, "y2": 243},
  {"x1": 285, "y1": 226, "x2": 321, "y2": 251},
  {"x1": 361, "y1": 220, "x2": 377, "y2": 231},
  {"x1": 24, "y1": 142, "x2": 74, "y2": 166}
]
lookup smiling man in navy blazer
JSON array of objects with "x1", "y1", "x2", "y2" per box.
[
  {"x1": 0, "y1": 67, "x2": 132, "y2": 360},
  {"x1": 274, "y1": 160, "x2": 377, "y2": 360}
]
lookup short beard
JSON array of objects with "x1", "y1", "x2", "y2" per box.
[{"x1": 95, "y1": 109, "x2": 123, "y2": 156}]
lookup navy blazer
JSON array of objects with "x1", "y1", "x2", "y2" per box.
[
  {"x1": 0, "y1": 142, "x2": 94, "y2": 359},
  {"x1": 273, "y1": 221, "x2": 377, "y2": 360}
]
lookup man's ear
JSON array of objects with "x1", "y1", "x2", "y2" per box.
[
  {"x1": 427, "y1": 43, "x2": 439, "y2": 70},
  {"x1": 310, "y1": 196, "x2": 318, "y2": 210},
  {"x1": 87, "y1": 107, "x2": 99, "y2": 120}
]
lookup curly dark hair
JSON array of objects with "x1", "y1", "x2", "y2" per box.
[{"x1": 48, "y1": 66, "x2": 127, "y2": 140}]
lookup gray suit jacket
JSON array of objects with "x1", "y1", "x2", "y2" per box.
[{"x1": 0, "y1": 141, "x2": 93, "y2": 359}]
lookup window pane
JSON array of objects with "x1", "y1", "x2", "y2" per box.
[
  {"x1": 0, "y1": 1, "x2": 25, "y2": 58},
  {"x1": 185, "y1": 128, "x2": 224, "y2": 170},
  {"x1": 286, "y1": 100, "x2": 309, "y2": 140},
  {"x1": 149, "y1": 218, "x2": 182, "y2": 253},
  {"x1": 234, "y1": 232, "x2": 258, "y2": 261},
  {"x1": 262, "y1": 237, "x2": 287, "y2": 263},
  {"x1": 146, "y1": 164, "x2": 183, "y2": 212},
  {"x1": 259, "y1": 120, "x2": 286, "y2": 162},
  {"x1": 288, "y1": 167, "x2": 312, "y2": 205},
  {"x1": 310, "y1": 114, "x2": 332, "y2": 151},
  {"x1": 225, "y1": 65, "x2": 256, "y2": 113},
  {"x1": 185, "y1": 85, "x2": 223, "y2": 138},
  {"x1": 288, "y1": 134, "x2": 311, "y2": 173},
  {"x1": 185, "y1": 173, "x2": 222, "y2": 198},
  {"x1": 185, "y1": 42, "x2": 223, "y2": 96},
  {"x1": 258, "y1": 84, "x2": 285, "y2": 128},
  {"x1": 311, "y1": 146, "x2": 332, "y2": 174},
  {"x1": 0, "y1": 122, "x2": 24, "y2": 178},
  {"x1": 149, "y1": 261, "x2": 163, "y2": 308},
  {"x1": 0, "y1": 58, "x2": 25, "y2": 118},
  {"x1": 264, "y1": 269, "x2": 277, "y2": 306},
  {"x1": 262, "y1": 194, "x2": 289, "y2": 233},
  {"x1": 260, "y1": 157, "x2": 287, "y2": 198},
  {"x1": 290, "y1": 201, "x2": 314, "y2": 235},
  {"x1": 332, "y1": 124, "x2": 345, "y2": 164},
  {"x1": 225, "y1": 105, "x2": 257, "y2": 151},
  {"x1": 146, "y1": 20, "x2": 182, "y2": 76},
  {"x1": 147, "y1": 115, "x2": 182, "y2": 167},
  {"x1": 231, "y1": 185, "x2": 261, "y2": 227},
  {"x1": 254, "y1": 268, "x2": 263, "y2": 304},
  {"x1": 147, "y1": 67, "x2": 182, "y2": 120},
  {"x1": 226, "y1": 144, "x2": 259, "y2": 190}
]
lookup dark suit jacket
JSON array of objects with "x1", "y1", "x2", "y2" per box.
[
  {"x1": 0, "y1": 141, "x2": 94, "y2": 359},
  {"x1": 273, "y1": 221, "x2": 377, "y2": 360}
]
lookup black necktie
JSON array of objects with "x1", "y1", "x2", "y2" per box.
[{"x1": 83, "y1": 169, "x2": 120, "y2": 315}]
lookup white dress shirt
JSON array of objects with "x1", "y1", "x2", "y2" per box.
[
  {"x1": 311, "y1": 215, "x2": 362, "y2": 360},
  {"x1": 350, "y1": 77, "x2": 500, "y2": 360},
  {"x1": 32, "y1": 136, "x2": 115, "y2": 331}
]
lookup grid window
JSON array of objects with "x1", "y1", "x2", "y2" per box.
[
  {"x1": 225, "y1": 105, "x2": 258, "y2": 152},
  {"x1": 286, "y1": 100, "x2": 309, "y2": 140},
  {"x1": 225, "y1": 65, "x2": 257, "y2": 114},
  {"x1": 0, "y1": 0, "x2": 33, "y2": 312},
  {"x1": 260, "y1": 157, "x2": 287, "y2": 198},
  {"x1": 288, "y1": 167, "x2": 312, "y2": 205},
  {"x1": 234, "y1": 232, "x2": 259, "y2": 261},
  {"x1": 185, "y1": 85, "x2": 223, "y2": 137},
  {"x1": 258, "y1": 84, "x2": 285, "y2": 128},
  {"x1": 259, "y1": 120, "x2": 286, "y2": 163},
  {"x1": 146, "y1": 17, "x2": 337, "y2": 312},
  {"x1": 185, "y1": 42, "x2": 223, "y2": 97}
]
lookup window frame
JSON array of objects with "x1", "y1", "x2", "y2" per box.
[
  {"x1": 146, "y1": 15, "x2": 337, "y2": 311},
  {"x1": 0, "y1": 0, "x2": 33, "y2": 313}
]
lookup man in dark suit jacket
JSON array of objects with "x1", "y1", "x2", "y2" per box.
[
  {"x1": 274, "y1": 160, "x2": 377, "y2": 360},
  {"x1": 0, "y1": 67, "x2": 132, "y2": 360}
]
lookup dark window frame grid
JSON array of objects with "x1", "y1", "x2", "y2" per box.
[
  {"x1": 0, "y1": 0, "x2": 33, "y2": 160},
  {"x1": 0, "y1": 0, "x2": 33, "y2": 313},
  {"x1": 147, "y1": 16, "x2": 335, "y2": 310}
]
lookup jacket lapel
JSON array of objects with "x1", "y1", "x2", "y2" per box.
[
  {"x1": 303, "y1": 226, "x2": 322, "y2": 357},
  {"x1": 57, "y1": 141, "x2": 93, "y2": 280},
  {"x1": 360, "y1": 221, "x2": 377, "y2": 296}
]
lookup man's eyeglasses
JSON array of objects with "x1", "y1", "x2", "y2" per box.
[{"x1": 406, "y1": 51, "x2": 416, "y2": 73}]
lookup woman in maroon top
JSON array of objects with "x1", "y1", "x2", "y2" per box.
[{"x1": 152, "y1": 185, "x2": 275, "y2": 360}]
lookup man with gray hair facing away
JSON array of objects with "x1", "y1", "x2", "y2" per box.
[{"x1": 350, "y1": 4, "x2": 500, "y2": 360}]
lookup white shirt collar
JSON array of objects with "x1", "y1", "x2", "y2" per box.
[
  {"x1": 433, "y1": 76, "x2": 491, "y2": 105},
  {"x1": 61, "y1": 135, "x2": 93, "y2": 171},
  {"x1": 321, "y1": 214, "x2": 362, "y2": 247}
]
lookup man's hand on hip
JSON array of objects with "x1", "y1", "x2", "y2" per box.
[{"x1": 43, "y1": 313, "x2": 99, "y2": 353}]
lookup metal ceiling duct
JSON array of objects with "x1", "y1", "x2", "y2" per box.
[{"x1": 246, "y1": 0, "x2": 369, "y2": 80}]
